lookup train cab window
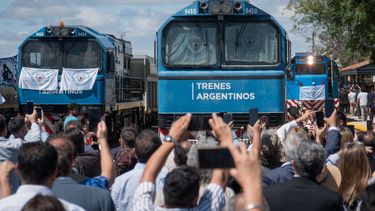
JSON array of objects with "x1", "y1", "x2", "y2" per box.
[
  {"x1": 224, "y1": 22, "x2": 279, "y2": 65},
  {"x1": 296, "y1": 64, "x2": 325, "y2": 75},
  {"x1": 64, "y1": 40, "x2": 102, "y2": 69},
  {"x1": 163, "y1": 22, "x2": 218, "y2": 67},
  {"x1": 22, "y1": 41, "x2": 61, "y2": 69},
  {"x1": 30, "y1": 52, "x2": 41, "y2": 66}
]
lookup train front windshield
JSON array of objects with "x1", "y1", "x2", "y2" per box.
[
  {"x1": 21, "y1": 40, "x2": 102, "y2": 69},
  {"x1": 225, "y1": 22, "x2": 278, "y2": 65},
  {"x1": 163, "y1": 21, "x2": 279, "y2": 67},
  {"x1": 296, "y1": 64, "x2": 325, "y2": 75},
  {"x1": 164, "y1": 22, "x2": 218, "y2": 66}
]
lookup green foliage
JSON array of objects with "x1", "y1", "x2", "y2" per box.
[{"x1": 286, "y1": 0, "x2": 375, "y2": 66}]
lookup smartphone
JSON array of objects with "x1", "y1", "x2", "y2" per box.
[
  {"x1": 188, "y1": 115, "x2": 211, "y2": 131},
  {"x1": 35, "y1": 107, "x2": 42, "y2": 119},
  {"x1": 249, "y1": 108, "x2": 258, "y2": 126},
  {"x1": 88, "y1": 107, "x2": 101, "y2": 132},
  {"x1": 347, "y1": 125, "x2": 355, "y2": 136},
  {"x1": 198, "y1": 147, "x2": 235, "y2": 169},
  {"x1": 223, "y1": 113, "x2": 233, "y2": 124},
  {"x1": 316, "y1": 111, "x2": 324, "y2": 128},
  {"x1": 367, "y1": 120, "x2": 373, "y2": 131},
  {"x1": 26, "y1": 101, "x2": 34, "y2": 115},
  {"x1": 104, "y1": 114, "x2": 112, "y2": 132},
  {"x1": 325, "y1": 99, "x2": 334, "y2": 118}
]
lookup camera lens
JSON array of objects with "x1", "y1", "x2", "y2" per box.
[{"x1": 260, "y1": 116, "x2": 268, "y2": 123}]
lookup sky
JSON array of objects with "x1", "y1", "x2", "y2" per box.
[{"x1": 0, "y1": 0, "x2": 309, "y2": 58}]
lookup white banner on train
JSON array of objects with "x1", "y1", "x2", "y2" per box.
[
  {"x1": 60, "y1": 68, "x2": 99, "y2": 91},
  {"x1": 19, "y1": 67, "x2": 59, "y2": 91},
  {"x1": 299, "y1": 85, "x2": 325, "y2": 100}
]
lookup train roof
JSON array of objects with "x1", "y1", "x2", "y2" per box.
[
  {"x1": 158, "y1": 0, "x2": 286, "y2": 35},
  {"x1": 19, "y1": 25, "x2": 132, "y2": 54}
]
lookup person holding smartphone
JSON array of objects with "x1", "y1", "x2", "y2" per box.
[{"x1": 24, "y1": 107, "x2": 49, "y2": 143}]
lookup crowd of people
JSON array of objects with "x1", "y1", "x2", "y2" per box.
[
  {"x1": 0, "y1": 103, "x2": 375, "y2": 211},
  {"x1": 341, "y1": 83, "x2": 375, "y2": 122}
]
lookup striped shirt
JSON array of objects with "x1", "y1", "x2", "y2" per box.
[{"x1": 132, "y1": 182, "x2": 224, "y2": 211}]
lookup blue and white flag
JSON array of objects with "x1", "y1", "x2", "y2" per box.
[
  {"x1": 19, "y1": 67, "x2": 59, "y2": 90},
  {"x1": 60, "y1": 68, "x2": 99, "y2": 91},
  {"x1": 300, "y1": 85, "x2": 325, "y2": 100}
]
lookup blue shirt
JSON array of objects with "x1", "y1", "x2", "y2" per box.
[{"x1": 111, "y1": 163, "x2": 168, "y2": 211}]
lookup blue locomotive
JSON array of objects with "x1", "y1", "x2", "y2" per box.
[
  {"x1": 286, "y1": 53, "x2": 339, "y2": 117},
  {"x1": 17, "y1": 23, "x2": 157, "y2": 133},
  {"x1": 156, "y1": 0, "x2": 291, "y2": 128}
]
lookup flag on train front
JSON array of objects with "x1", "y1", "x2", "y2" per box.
[
  {"x1": 299, "y1": 85, "x2": 325, "y2": 101},
  {"x1": 60, "y1": 68, "x2": 99, "y2": 91},
  {"x1": 19, "y1": 67, "x2": 59, "y2": 90}
]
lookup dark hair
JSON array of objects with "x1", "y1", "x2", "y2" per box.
[
  {"x1": 336, "y1": 111, "x2": 347, "y2": 126},
  {"x1": 51, "y1": 138, "x2": 76, "y2": 177},
  {"x1": 21, "y1": 194, "x2": 65, "y2": 211},
  {"x1": 135, "y1": 129, "x2": 161, "y2": 163},
  {"x1": 64, "y1": 127, "x2": 84, "y2": 154},
  {"x1": 163, "y1": 166, "x2": 200, "y2": 207},
  {"x1": 174, "y1": 145, "x2": 190, "y2": 166},
  {"x1": 121, "y1": 127, "x2": 139, "y2": 148},
  {"x1": 360, "y1": 183, "x2": 375, "y2": 211},
  {"x1": 0, "y1": 114, "x2": 6, "y2": 134},
  {"x1": 67, "y1": 103, "x2": 78, "y2": 112},
  {"x1": 8, "y1": 116, "x2": 25, "y2": 134},
  {"x1": 18, "y1": 142, "x2": 58, "y2": 184}
]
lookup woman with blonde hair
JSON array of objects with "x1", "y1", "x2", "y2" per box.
[{"x1": 339, "y1": 142, "x2": 371, "y2": 210}]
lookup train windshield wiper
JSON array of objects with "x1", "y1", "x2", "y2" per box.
[
  {"x1": 195, "y1": 23, "x2": 208, "y2": 49},
  {"x1": 235, "y1": 23, "x2": 247, "y2": 52}
]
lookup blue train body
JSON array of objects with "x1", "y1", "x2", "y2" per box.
[
  {"x1": 18, "y1": 26, "x2": 115, "y2": 106},
  {"x1": 286, "y1": 53, "x2": 339, "y2": 112},
  {"x1": 156, "y1": 0, "x2": 290, "y2": 127},
  {"x1": 17, "y1": 24, "x2": 154, "y2": 133}
]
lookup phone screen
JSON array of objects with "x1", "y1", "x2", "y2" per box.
[
  {"x1": 26, "y1": 101, "x2": 34, "y2": 115},
  {"x1": 249, "y1": 108, "x2": 258, "y2": 126},
  {"x1": 188, "y1": 115, "x2": 211, "y2": 131},
  {"x1": 104, "y1": 114, "x2": 112, "y2": 132},
  {"x1": 223, "y1": 113, "x2": 233, "y2": 124},
  {"x1": 35, "y1": 107, "x2": 42, "y2": 119},
  {"x1": 198, "y1": 147, "x2": 235, "y2": 169},
  {"x1": 316, "y1": 111, "x2": 324, "y2": 128},
  {"x1": 88, "y1": 108, "x2": 101, "y2": 132},
  {"x1": 325, "y1": 99, "x2": 334, "y2": 118}
]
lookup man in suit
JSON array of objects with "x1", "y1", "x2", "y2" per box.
[
  {"x1": 49, "y1": 123, "x2": 115, "y2": 211},
  {"x1": 264, "y1": 141, "x2": 344, "y2": 211}
]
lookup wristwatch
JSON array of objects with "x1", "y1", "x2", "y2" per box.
[{"x1": 164, "y1": 135, "x2": 179, "y2": 146}]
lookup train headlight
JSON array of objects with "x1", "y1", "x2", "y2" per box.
[
  {"x1": 234, "y1": 1, "x2": 242, "y2": 12},
  {"x1": 307, "y1": 55, "x2": 314, "y2": 65},
  {"x1": 200, "y1": 1, "x2": 208, "y2": 10}
]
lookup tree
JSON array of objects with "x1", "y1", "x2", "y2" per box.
[{"x1": 286, "y1": 0, "x2": 375, "y2": 66}]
